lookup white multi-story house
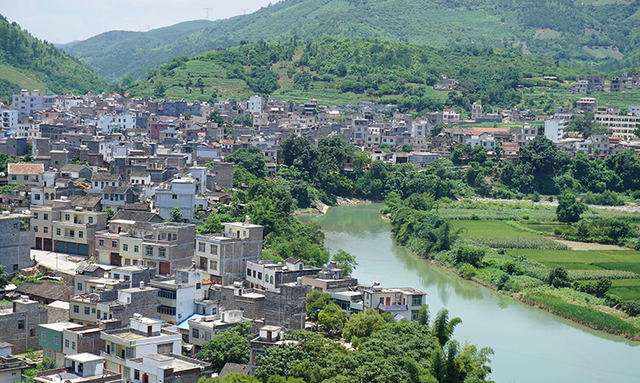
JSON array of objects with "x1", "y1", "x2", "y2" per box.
[
  {"x1": 11, "y1": 89, "x2": 56, "y2": 118},
  {"x1": 248, "y1": 95, "x2": 264, "y2": 114},
  {"x1": 149, "y1": 269, "x2": 206, "y2": 324},
  {"x1": 0, "y1": 108, "x2": 18, "y2": 128},
  {"x1": 86, "y1": 113, "x2": 136, "y2": 133},
  {"x1": 545, "y1": 120, "x2": 565, "y2": 143},
  {"x1": 100, "y1": 316, "x2": 182, "y2": 374},
  {"x1": 154, "y1": 176, "x2": 197, "y2": 220}
]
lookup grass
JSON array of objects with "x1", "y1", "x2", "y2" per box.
[
  {"x1": 0, "y1": 64, "x2": 46, "y2": 91},
  {"x1": 522, "y1": 222, "x2": 573, "y2": 234},
  {"x1": 505, "y1": 249, "x2": 640, "y2": 273},
  {"x1": 451, "y1": 220, "x2": 541, "y2": 238},
  {"x1": 523, "y1": 288, "x2": 640, "y2": 335},
  {"x1": 609, "y1": 279, "x2": 640, "y2": 301}
]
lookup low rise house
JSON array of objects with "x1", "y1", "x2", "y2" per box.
[
  {"x1": 249, "y1": 326, "x2": 286, "y2": 375},
  {"x1": 52, "y1": 207, "x2": 107, "y2": 256},
  {"x1": 362, "y1": 284, "x2": 427, "y2": 321},
  {"x1": 39, "y1": 322, "x2": 83, "y2": 366},
  {"x1": 149, "y1": 269, "x2": 205, "y2": 324},
  {"x1": 0, "y1": 211, "x2": 35, "y2": 276},
  {"x1": 0, "y1": 354, "x2": 30, "y2": 383},
  {"x1": 0, "y1": 297, "x2": 48, "y2": 354},
  {"x1": 7, "y1": 163, "x2": 44, "y2": 187},
  {"x1": 187, "y1": 310, "x2": 251, "y2": 353},
  {"x1": 100, "y1": 316, "x2": 182, "y2": 374},
  {"x1": 34, "y1": 353, "x2": 121, "y2": 383},
  {"x1": 125, "y1": 353, "x2": 212, "y2": 383}
]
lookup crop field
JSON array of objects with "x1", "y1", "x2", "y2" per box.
[
  {"x1": 450, "y1": 220, "x2": 539, "y2": 238},
  {"x1": 505, "y1": 249, "x2": 640, "y2": 273},
  {"x1": 609, "y1": 279, "x2": 640, "y2": 301},
  {"x1": 523, "y1": 222, "x2": 572, "y2": 234}
]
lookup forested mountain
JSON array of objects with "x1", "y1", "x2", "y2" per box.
[
  {"x1": 0, "y1": 14, "x2": 107, "y2": 101},
  {"x1": 129, "y1": 37, "x2": 593, "y2": 113},
  {"x1": 65, "y1": 20, "x2": 215, "y2": 82},
  {"x1": 66, "y1": 0, "x2": 640, "y2": 81}
]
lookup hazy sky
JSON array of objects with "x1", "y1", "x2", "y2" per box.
[{"x1": 1, "y1": 0, "x2": 274, "y2": 44}]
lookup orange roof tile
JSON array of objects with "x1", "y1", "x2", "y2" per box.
[
  {"x1": 8, "y1": 163, "x2": 44, "y2": 175},
  {"x1": 470, "y1": 127, "x2": 510, "y2": 136},
  {"x1": 501, "y1": 142, "x2": 520, "y2": 152}
]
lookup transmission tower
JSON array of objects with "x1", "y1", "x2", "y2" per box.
[
  {"x1": 204, "y1": 8, "x2": 213, "y2": 20},
  {"x1": 241, "y1": 8, "x2": 250, "y2": 15}
]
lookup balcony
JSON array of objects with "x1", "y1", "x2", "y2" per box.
[{"x1": 100, "y1": 350, "x2": 125, "y2": 363}]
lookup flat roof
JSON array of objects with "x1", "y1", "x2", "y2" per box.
[
  {"x1": 67, "y1": 353, "x2": 103, "y2": 363},
  {"x1": 40, "y1": 322, "x2": 83, "y2": 332}
]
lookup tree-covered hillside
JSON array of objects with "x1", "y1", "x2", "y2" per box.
[
  {"x1": 129, "y1": 37, "x2": 594, "y2": 113},
  {"x1": 0, "y1": 14, "x2": 107, "y2": 101},
  {"x1": 66, "y1": 0, "x2": 640, "y2": 81}
]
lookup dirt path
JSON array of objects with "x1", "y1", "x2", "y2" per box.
[{"x1": 551, "y1": 238, "x2": 630, "y2": 251}]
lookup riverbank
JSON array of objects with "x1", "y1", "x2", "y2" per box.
[{"x1": 294, "y1": 197, "x2": 377, "y2": 215}]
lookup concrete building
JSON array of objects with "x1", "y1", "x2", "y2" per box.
[
  {"x1": 0, "y1": 109, "x2": 18, "y2": 129},
  {"x1": 576, "y1": 98, "x2": 597, "y2": 113},
  {"x1": 32, "y1": 204, "x2": 65, "y2": 251},
  {"x1": 263, "y1": 282, "x2": 309, "y2": 330},
  {"x1": 0, "y1": 211, "x2": 35, "y2": 276},
  {"x1": 88, "y1": 173, "x2": 122, "y2": 196},
  {"x1": 0, "y1": 298, "x2": 48, "y2": 354},
  {"x1": 39, "y1": 322, "x2": 83, "y2": 366},
  {"x1": 214, "y1": 284, "x2": 264, "y2": 322},
  {"x1": 362, "y1": 284, "x2": 427, "y2": 321},
  {"x1": 408, "y1": 152, "x2": 440, "y2": 169},
  {"x1": 545, "y1": 119, "x2": 565, "y2": 143},
  {"x1": 195, "y1": 219, "x2": 264, "y2": 284},
  {"x1": 208, "y1": 162, "x2": 234, "y2": 190},
  {"x1": 471, "y1": 103, "x2": 482, "y2": 120},
  {"x1": 0, "y1": 354, "x2": 30, "y2": 383},
  {"x1": 245, "y1": 259, "x2": 320, "y2": 291},
  {"x1": 11, "y1": 89, "x2": 56, "y2": 118},
  {"x1": 100, "y1": 316, "x2": 182, "y2": 374},
  {"x1": 594, "y1": 113, "x2": 640, "y2": 140},
  {"x1": 62, "y1": 324, "x2": 110, "y2": 358},
  {"x1": 125, "y1": 353, "x2": 212, "y2": 383},
  {"x1": 187, "y1": 310, "x2": 251, "y2": 353},
  {"x1": 149, "y1": 269, "x2": 206, "y2": 324},
  {"x1": 34, "y1": 353, "x2": 121, "y2": 383},
  {"x1": 96, "y1": 285, "x2": 160, "y2": 324},
  {"x1": 154, "y1": 177, "x2": 197, "y2": 220},
  {"x1": 52, "y1": 207, "x2": 107, "y2": 256}
]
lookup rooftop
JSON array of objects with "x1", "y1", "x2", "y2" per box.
[{"x1": 8, "y1": 163, "x2": 44, "y2": 174}]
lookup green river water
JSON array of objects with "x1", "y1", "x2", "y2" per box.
[{"x1": 298, "y1": 203, "x2": 640, "y2": 383}]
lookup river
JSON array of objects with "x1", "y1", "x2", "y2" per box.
[{"x1": 298, "y1": 203, "x2": 640, "y2": 383}]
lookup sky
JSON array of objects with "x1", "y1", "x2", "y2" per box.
[{"x1": 1, "y1": 0, "x2": 274, "y2": 44}]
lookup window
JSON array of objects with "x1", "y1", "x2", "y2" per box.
[
  {"x1": 41, "y1": 332, "x2": 46, "y2": 341},
  {"x1": 113, "y1": 273, "x2": 120, "y2": 279},
  {"x1": 134, "y1": 370, "x2": 140, "y2": 380},
  {"x1": 18, "y1": 319, "x2": 25, "y2": 329},
  {"x1": 73, "y1": 305, "x2": 80, "y2": 313},
  {"x1": 124, "y1": 275, "x2": 130, "y2": 281},
  {"x1": 34, "y1": 226, "x2": 38, "y2": 233},
  {"x1": 54, "y1": 335, "x2": 59, "y2": 345},
  {"x1": 411, "y1": 310, "x2": 420, "y2": 321},
  {"x1": 411, "y1": 295, "x2": 422, "y2": 306},
  {"x1": 247, "y1": 268, "x2": 251, "y2": 276},
  {"x1": 43, "y1": 227, "x2": 48, "y2": 234},
  {"x1": 34, "y1": 194, "x2": 40, "y2": 200},
  {"x1": 157, "y1": 305, "x2": 176, "y2": 315},
  {"x1": 43, "y1": 213, "x2": 48, "y2": 220},
  {"x1": 123, "y1": 244, "x2": 128, "y2": 251},
  {"x1": 158, "y1": 248, "x2": 166, "y2": 257},
  {"x1": 46, "y1": 350, "x2": 52, "y2": 358},
  {"x1": 210, "y1": 260, "x2": 217, "y2": 270},
  {"x1": 78, "y1": 231, "x2": 83, "y2": 239},
  {"x1": 172, "y1": 194, "x2": 177, "y2": 200},
  {"x1": 146, "y1": 246, "x2": 153, "y2": 256},
  {"x1": 205, "y1": 331, "x2": 212, "y2": 341},
  {"x1": 92, "y1": 308, "x2": 96, "y2": 313},
  {"x1": 77, "y1": 283, "x2": 82, "y2": 291},
  {"x1": 134, "y1": 245, "x2": 139, "y2": 253},
  {"x1": 13, "y1": 264, "x2": 18, "y2": 271},
  {"x1": 196, "y1": 283, "x2": 201, "y2": 290},
  {"x1": 88, "y1": 217, "x2": 93, "y2": 224},
  {"x1": 192, "y1": 328, "x2": 200, "y2": 339},
  {"x1": 30, "y1": 327, "x2": 37, "y2": 337},
  {"x1": 111, "y1": 241, "x2": 117, "y2": 248},
  {"x1": 34, "y1": 213, "x2": 38, "y2": 219},
  {"x1": 65, "y1": 339, "x2": 69, "y2": 348},
  {"x1": 69, "y1": 229, "x2": 75, "y2": 238},
  {"x1": 258, "y1": 272, "x2": 262, "y2": 280},
  {"x1": 56, "y1": 228, "x2": 61, "y2": 236},
  {"x1": 125, "y1": 259, "x2": 131, "y2": 266},
  {"x1": 270, "y1": 275, "x2": 273, "y2": 284},
  {"x1": 24, "y1": 175, "x2": 28, "y2": 181},
  {"x1": 84, "y1": 307, "x2": 90, "y2": 315},
  {"x1": 158, "y1": 289, "x2": 177, "y2": 299},
  {"x1": 11, "y1": 175, "x2": 16, "y2": 181},
  {"x1": 65, "y1": 214, "x2": 70, "y2": 221},
  {"x1": 72, "y1": 342, "x2": 76, "y2": 350},
  {"x1": 210, "y1": 245, "x2": 217, "y2": 255},
  {"x1": 198, "y1": 242, "x2": 205, "y2": 252},
  {"x1": 99, "y1": 239, "x2": 104, "y2": 247}
]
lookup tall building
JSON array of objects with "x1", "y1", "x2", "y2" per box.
[{"x1": 11, "y1": 89, "x2": 56, "y2": 118}]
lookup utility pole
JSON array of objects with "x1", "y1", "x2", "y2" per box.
[{"x1": 203, "y1": 7, "x2": 213, "y2": 20}]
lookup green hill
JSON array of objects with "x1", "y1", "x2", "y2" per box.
[
  {"x1": 67, "y1": 0, "x2": 640, "y2": 82},
  {"x1": 0, "y1": 14, "x2": 108, "y2": 101},
  {"x1": 129, "y1": 37, "x2": 596, "y2": 114}
]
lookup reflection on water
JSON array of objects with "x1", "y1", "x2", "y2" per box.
[{"x1": 299, "y1": 204, "x2": 640, "y2": 383}]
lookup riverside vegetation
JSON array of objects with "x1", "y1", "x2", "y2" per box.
[{"x1": 219, "y1": 133, "x2": 640, "y2": 338}]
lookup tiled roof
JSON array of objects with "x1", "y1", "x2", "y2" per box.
[
  {"x1": 16, "y1": 281, "x2": 74, "y2": 302},
  {"x1": 470, "y1": 127, "x2": 510, "y2": 136},
  {"x1": 102, "y1": 186, "x2": 130, "y2": 194},
  {"x1": 111, "y1": 210, "x2": 163, "y2": 223},
  {"x1": 92, "y1": 172, "x2": 120, "y2": 182},
  {"x1": 61, "y1": 164, "x2": 89, "y2": 172},
  {"x1": 7, "y1": 163, "x2": 44, "y2": 175}
]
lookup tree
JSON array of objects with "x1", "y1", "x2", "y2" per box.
[
  {"x1": 183, "y1": 111, "x2": 192, "y2": 120},
  {"x1": 432, "y1": 308, "x2": 462, "y2": 348},
  {"x1": 342, "y1": 309, "x2": 387, "y2": 342},
  {"x1": 548, "y1": 267, "x2": 570, "y2": 288},
  {"x1": 168, "y1": 207, "x2": 183, "y2": 222},
  {"x1": 197, "y1": 212, "x2": 223, "y2": 234},
  {"x1": 417, "y1": 304, "x2": 430, "y2": 326},
  {"x1": 494, "y1": 142, "x2": 504, "y2": 160},
  {"x1": 317, "y1": 302, "x2": 346, "y2": 334},
  {"x1": 331, "y1": 249, "x2": 358, "y2": 276},
  {"x1": 306, "y1": 289, "x2": 332, "y2": 321},
  {"x1": 153, "y1": 82, "x2": 166, "y2": 98},
  {"x1": 207, "y1": 110, "x2": 224, "y2": 126},
  {"x1": 556, "y1": 193, "x2": 586, "y2": 223},
  {"x1": 37, "y1": 357, "x2": 57, "y2": 370},
  {"x1": 226, "y1": 147, "x2": 267, "y2": 178},
  {"x1": 195, "y1": 322, "x2": 252, "y2": 373},
  {"x1": 102, "y1": 207, "x2": 115, "y2": 221},
  {"x1": 566, "y1": 113, "x2": 606, "y2": 139},
  {"x1": 0, "y1": 265, "x2": 8, "y2": 289}
]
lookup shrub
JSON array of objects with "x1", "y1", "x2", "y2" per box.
[
  {"x1": 495, "y1": 273, "x2": 510, "y2": 291},
  {"x1": 454, "y1": 246, "x2": 486, "y2": 267},
  {"x1": 623, "y1": 301, "x2": 640, "y2": 317},
  {"x1": 532, "y1": 192, "x2": 540, "y2": 202},
  {"x1": 522, "y1": 214, "x2": 530, "y2": 220},
  {"x1": 470, "y1": 213, "x2": 480, "y2": 220},
  {"x1": 553, "y1": 227, "x2": 563, "y2": 235},
  {"x1": 549, "y1": 267, "x2": 570, "y2": 288},
  {"x1": 459, "y1": 264, "x2": 477, "y2": 279}
]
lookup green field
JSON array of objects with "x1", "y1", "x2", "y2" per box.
[
  {"x1": 451, "y1": 220, "x2": 540, "y2": 238},
  {"x1": 609, "y1": 279, "x2": 640, "y2": 301},
  {"x1": 505, "y1": 249, "x2": 640, "y2": 273},
  {"x1": 523, "y1": 222, "x2": 573, "y2": 234}
]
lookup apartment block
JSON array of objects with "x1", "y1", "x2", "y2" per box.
[
  {"x1": 0, "y1": 211, "x2": 35, "y2": 276},
  {"x1": 362, "y1": 284, "x2": 427, "y2": 321},
  {"x1": 39, "y1": 322, "x2": 83, "y2": 366},
  {"x1": 149, "y1": 270, "x2": 205, "y2": 324},
  {"x1": 52, "y1": 207, "x2": 107, "y2": 256}
]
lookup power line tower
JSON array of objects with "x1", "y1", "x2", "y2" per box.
[
  {"x1": 241, "y1": 8, "x2": 250, "y2": 15},
  {"x1": 203, "y1": 7, "x2": 213, "y2": 20},
  {"x1": 145, "y1": 25, "x2": 153, "y2": 31}
]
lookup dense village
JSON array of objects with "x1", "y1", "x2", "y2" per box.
[{"x1": 0, "y1": 70, "x2": 637, "y2": 382}]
